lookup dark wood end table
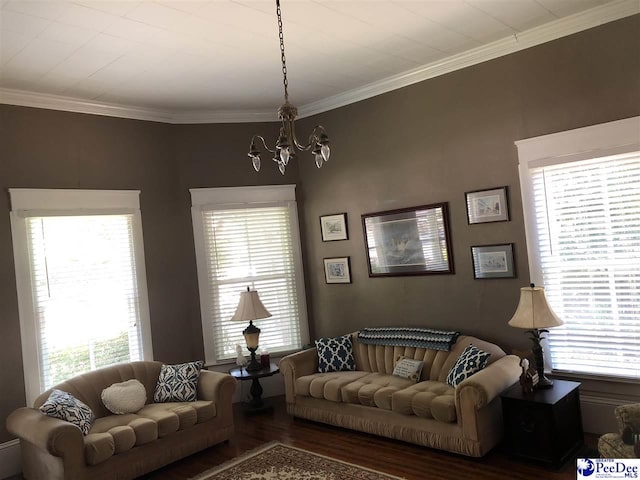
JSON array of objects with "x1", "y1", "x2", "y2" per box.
[
  {"x1": 229, "y1": 362, "x2": 280, "y2": 415},
  {"x1": 500, "y1": 379, "x2": 583, "y2": 468}
]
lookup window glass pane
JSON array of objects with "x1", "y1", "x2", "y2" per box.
[
  {"x1": 200, "y1": 205, "x2": 303, "y2": 361},
  {"x1": 26, "y1": 214, "x2": 143, "y2": 388},
  {"x1": 531, "y1": 152, "x2": 640, "y2": 378}
]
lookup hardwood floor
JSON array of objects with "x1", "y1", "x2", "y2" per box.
[{"x1": 139, "y1": 396, "x2": 597, "y2": 480}]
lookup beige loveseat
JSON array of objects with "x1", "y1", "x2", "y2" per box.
[
  {"x1": 6, "y1": 361, "x2": 236, "y2": 480},
  {"x1": 280, "y1": 332, "x2": 520, "y2": 457}
]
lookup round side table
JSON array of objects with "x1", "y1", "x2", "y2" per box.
[{"x1": 229, "y1": 362, "x2": 280, "y2": 414}]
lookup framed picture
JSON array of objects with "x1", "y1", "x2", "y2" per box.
[
  {"x1": 361, "y1": 203, "x2": 454, "y2": 277},
  {"x1": 320, "y1": 213, "x2": 348, "y2": 241},
  {"x1": 323, "y1": 257, "x2": 351, "y2": 284},
  {"x1": 465, "y1": 186, "x2": 510, "y2": 224},
  {"x1": 471, "y1": 243, "x2": 515, "y2": 279}
]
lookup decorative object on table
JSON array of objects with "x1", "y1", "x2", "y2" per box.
[
  {"x1": 231, "y1": 287, "x2": 272, "y2": 371},
  {"x1": 508, "y1": 283, "x2": 564, "y2": 388},
  {"x1": 323, "y1": 257, "x2": 351, "y2": 284},
  {"x1": 362, "y1": 203, "x2": 454, "y2": 277},
  {"x1": 190, "y1": 442, "x2": 405, "y2": 480},
  {"x1": 260, "y1": 346, "x2": 270, "y2": 368},
  {"x1": 465, "y1": 186, "x2": 509, "y2": 224},
  {"x1": 471, "y1": 243, "x2": 515, "y2": 279},
  {"x1": 246, "y1": 0, "x2": 330, "y2": 175},
  {"x1": 235, "y1": 344, "x2": 247, "y2": 366},
  {"x1": 320, "y1": 213, "x2": 348, "y2": 241},
  {"x1": 518, "y1": 358, "x2": 538, "y2": 394}
]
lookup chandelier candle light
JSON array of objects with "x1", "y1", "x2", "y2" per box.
[
  {"x1": 508, "y1": 283, "x2": 564, "y2": 389},
  {"x1": 231, "y1": 287, "x2": 272, "y2": 372},
  {"x1": 247, "y1": 0, "x2": 331, "y2": 175}
]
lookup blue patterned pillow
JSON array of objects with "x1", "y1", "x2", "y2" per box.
[
  {"x1": 154, "y1": 361, "x2": 204, "y2": 402},
  {"x1": 446, "y1": 344, "x2": 491, "y2": 387},
  {"x1": 315, "y1": 335, "x2": 356, "y2": 373},
  {"x1": 39, "y1": 389, "x2": 95, "y2": 435}
]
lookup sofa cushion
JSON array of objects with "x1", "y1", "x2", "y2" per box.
[
  {"x1": 90, "y1": 414, "x2": 159, "y2": 446},
  {"x1": 136, "y1": 404, "x2": 181, "y2": 437},
  {"x1": 84, "y1": 433, "x2": 114, "y2": 465},
  {"x1": 101, "y1": 379, "x2": 146, "y2": 414},
  {"x1": 341, "y1": 373, "x2": 414, "y2": 408},
  {"x1": 392, "y1": 356, "x2": 424, "y2": 383},
  {"x1": 40, "y1": 389, "x2": 95, "y2": 435},
  {"x1": 316, "y1": 335, "x2": 356, "y2": 373},
  {"x1": 446, "y1": 344, "x2": 490, "y2": 387},
  {"x1": 107, "y1": 426, "x2": 136, "y2": 453},
  {"x1": 391, "y1": 381, "x2": 456, "y2": 422},
  {"x1": 295, "y1": 371, "x2": 368, "y2": 402},
  {"x1": 154, "y1": 361, "x2": 204, "y2": 402}
]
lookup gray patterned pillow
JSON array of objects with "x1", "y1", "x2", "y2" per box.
[
  {"x1": 39, "y1": 389, "x2": 95, "y2": 435},
  {"x1": 154, "y1": 361, "x2": 204, "y2": 402},
  {"x1": 315, "y1": 335, "x2": 356, "y2": 373},
  {"x1": 446, "y1": 344, "x2": 490, "y2": 387}
]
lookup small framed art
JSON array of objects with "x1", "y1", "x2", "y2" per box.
[
  {"x1": 471, "y1": 243, "x2": 515, "y2": 279},
  {"x1": 323, "y1": 257, "x2": 351, "y2": 284},
  {"x1": 320, "y1": 213, "x2": 348, "y2": 241},
  {"x1": 465, "y1": 186, "x2": 509, "y2": 224}
]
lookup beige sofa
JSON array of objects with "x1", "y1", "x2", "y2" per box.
[
  {"x1": 280, "y1": 332, "x2": 520, "y2": 457},
  {"x1": 6, "y1": 361, "x2": 236, "y2": 480}
]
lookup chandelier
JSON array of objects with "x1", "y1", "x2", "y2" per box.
[{"x1": 247, "y1": 0, "x2": 331, "y2": 175}]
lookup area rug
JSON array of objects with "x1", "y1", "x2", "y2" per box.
[{"x1": 190, "y1": 442, "x2": 405, "y2": 480}]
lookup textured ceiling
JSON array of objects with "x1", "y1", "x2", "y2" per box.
[{"x1": 0, "y1": 0, "x2": 630, "y2": 119}]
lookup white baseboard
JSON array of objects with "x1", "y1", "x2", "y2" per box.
[{"x1": 0, "y1": 439, "x2": 21, "y2": 479}]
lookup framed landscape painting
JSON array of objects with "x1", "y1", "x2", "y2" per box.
[
  {"x1": 471, "y1": 243, "x2": 515, "y2": 279},
  {"x1": 323, "y1": 257, "x2": 351, "y2": 284},
  {"x1": 320, "y1": 213, "x2": 348, "y2": 241},
  {"x1": 361, "y1": 203, "x2": 454, "y2": 277},
  {"x1": 465, "y1": 186, "x2": 509, "y2": 224}
]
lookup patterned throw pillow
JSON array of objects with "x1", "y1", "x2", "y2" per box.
[
  {"x1": 39, "y1": 389, "x2": 95, "y2": 435},
  {"x1": 446, "y1": 344, "x2": 491, "y2": 387},
  {"x1": 392, "y1": 356, "x2": 424, "y2": 383},
  {"x1": 154, "y1": 361, "x2": 204, "y2": 402},
  {"x1": 315, "y1": 335, "x2": 356, "y2": 373}
]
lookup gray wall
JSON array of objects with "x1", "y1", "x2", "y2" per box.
[{"x1": 0, "y1": 15, "x2": 638, "y2": 443}]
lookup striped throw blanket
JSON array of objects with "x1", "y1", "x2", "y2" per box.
[{"x1": 358, "y1": 327, "x2": 460, "y2": 351}]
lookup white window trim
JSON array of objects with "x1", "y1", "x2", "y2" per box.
[
  {"x1": 516, "y1": 116, "x2": 640, "y2": 284},
  {"x1": 515, "y1": 116, "x2": 640, "y2": 376},
  {"x1": 190, "y1": 185, "x2": 309, "y2": 366},
  {"x1": 9, "y1": 189, "x2": 154, "y2": 405}
]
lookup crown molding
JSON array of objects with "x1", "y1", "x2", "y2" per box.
[
  {"x1": 298, "y1": 0, "x2": 640, "y2": 118},
  {"x1": 0, "y1": 0, "x2": 637, "y2": 124}
]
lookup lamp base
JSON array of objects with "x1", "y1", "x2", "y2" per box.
[
  {"x1": 535, "y1": 374, "x2": 554, "y2": 389},
  {"x1": 245, "y1": 348, "x2": 262, "y2": 372}
]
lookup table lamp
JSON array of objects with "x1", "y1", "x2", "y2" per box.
[
  {"x1": 231, "y1": 287, "x2": 272, "y2": 371},
  {"x1": 508, "y1": 283, "x2": 564, "y2": 388}
]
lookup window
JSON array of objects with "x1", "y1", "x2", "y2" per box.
[
  {"x1": 10, "y1": 189, "x2": 153, "y2": 404},
  {"x1": 516, "y1": 117, "x2": 640, "y2": 379},
  {"x1": 190, "y1": 185, "x2": 308, "y2": 364}
]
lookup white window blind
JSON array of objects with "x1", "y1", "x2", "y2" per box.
[
  {"x1": 528, "y1": 152, "x2": 640, "y2": 379},
  {"x1": 191, "y1": 186, "x2": 308, "y2": 365},
  {"x1": 10, "y1": 189, "x2": 153, "y2": 404}
]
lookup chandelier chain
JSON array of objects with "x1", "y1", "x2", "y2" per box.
[{"x1": 276, "y1": 0, "x2": 288, "y2": 102}]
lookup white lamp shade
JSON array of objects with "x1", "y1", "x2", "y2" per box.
[
  {"x1": 230, "y1": 289, "x2": 272, "y2": 322},
  {"x1": 508, "y1": 285, "x2": 564, "y2": 329}
]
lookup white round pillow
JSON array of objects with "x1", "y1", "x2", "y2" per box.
[{"x1": 101, "y1": 379, "x2": 147, "y2": 414}]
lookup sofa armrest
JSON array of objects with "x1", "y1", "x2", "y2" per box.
[
  {"x1": 6, "y1": 407, "x2": 83, "y2": 457},
  {"x1": 198, "y1": 370, "x2": 237, "y2": 403},
  {"x1": 616, "y1": 404, "x2": 640, "y2": 433},
  {"x1": 456, "y1": 355, "x2": 521, "y2": 410},
  {"x1": 279, "y1": 348, "x2": 318, "y2": 404}
]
